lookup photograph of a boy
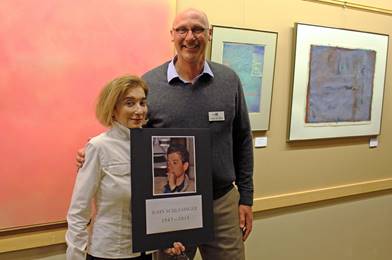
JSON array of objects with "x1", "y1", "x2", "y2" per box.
[
  {"x1": 163, "y1": 144, "x2": 193, "y2": 193},
  {"x1": 152, "y1": 137, "x2": 196, "y2": 195}
]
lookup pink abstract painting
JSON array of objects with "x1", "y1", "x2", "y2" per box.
[{"x1": 0, "y1": 0, "x2": 175, "y2": 230}]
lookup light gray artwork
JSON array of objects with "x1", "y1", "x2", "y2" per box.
[
  {"x1": 222, "y1": 42, "x2": 265, "y2": 113},
  {"x1": 306, "y1": 45, "x2": 376, "y2": 123}
]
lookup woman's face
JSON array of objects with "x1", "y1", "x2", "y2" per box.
[{"x1": 113, "y1": 86, "x2": 147, "y2": 128}]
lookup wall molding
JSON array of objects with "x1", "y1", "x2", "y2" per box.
[
  {"x1": 1, "y1": 178, "x2": 392, "y2": 253},
  {"x1": 0, "y1": 228, "x2": 65, "y2": 253},
  {"x1": 303, "y1": 0, "x2": 392, "y2": 15},
  {"x1": 253, "y1": 178, "x2": 392, "y2": 211}
]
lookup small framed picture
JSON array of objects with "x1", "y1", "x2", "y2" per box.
[{"x1": 210, "y1": 25, "x2": 278, "y2": 131}]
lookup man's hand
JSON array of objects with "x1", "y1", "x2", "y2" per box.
[
  {"x1": 167, "y1": 172, "x2": 176, "y2": 190},
  {"x1": 76, "y1": 148, "x2": 86, "y2": 169},
  {"x1": 164, "y1": 242, "x2": 185, "y2": 256},
  {"x1": 239, "y1": 204, "x2": 253, "y2": 241}
]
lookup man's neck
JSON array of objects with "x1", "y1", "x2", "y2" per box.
[{"x1": 175, "y1": 58, "x2": 205, "y2": 82}]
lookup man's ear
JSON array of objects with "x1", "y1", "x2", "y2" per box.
[
  {"x1": 170, "y1": 29, "x2": 175, "y2": 42},
  {"x1": 208, "y1": 28, "x2": 212, "y2": 41},
  {"x1": 183, "y1": 162, "x2": 189, "y2": 172}
]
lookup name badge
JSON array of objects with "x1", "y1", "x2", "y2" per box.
[{"x1": 208, "y1": 111, "x2": 225, "y2": 122}]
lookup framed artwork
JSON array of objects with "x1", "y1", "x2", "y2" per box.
[
  {"x1": 289, "y1": 23, "x2": 389, "y2": 141},
  {"x1": 210, "y1": 25, "x2": 278, "y2": 131},
  {"x1": 130, "y1": 128, "x2": 213, "y2": 252},
  {"x1": 0, "y1": 0, "x2": 175, "y2": 231}
]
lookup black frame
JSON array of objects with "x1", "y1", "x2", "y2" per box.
[{"x1": 130, "y1": 128, "x2": 213, "y2": 252}]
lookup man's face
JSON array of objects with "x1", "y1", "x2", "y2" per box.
[
  {"x1": 167, "y1": 152, "x2": 189, "y2": 178},
  {"x1": 170, "y1": 10, "x2": 211, "y2": 65}
]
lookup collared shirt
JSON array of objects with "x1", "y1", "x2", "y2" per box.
[
  {"x1": 167, "y1": 56, "x2": 214, "y2": 84},
  {"x1": 66, "y1": 122, "x2": 141, "y2": 260}
]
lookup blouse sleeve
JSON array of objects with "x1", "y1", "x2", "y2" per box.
[{"x1": 66, "y1": 143, "x2": 101, "y2": 260}]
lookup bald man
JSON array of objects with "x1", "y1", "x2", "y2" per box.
[{"x1": 143, "y1": 8, "x2": 254, "y2": 260}]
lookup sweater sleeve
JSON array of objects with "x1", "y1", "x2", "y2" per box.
[
  {"x1": 66, "y1": 143, "x2": 101, "y2": 260},
  {"x1": 233, "y1": 79, "x2": 254, "y2": 206}
]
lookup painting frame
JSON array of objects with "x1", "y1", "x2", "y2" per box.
[
  {"x1": 289, "y1": 23, "x2": 389, "y2": 141},
  {"x1": 210, "y1": 25, "x2": 278, "y2": 131}
]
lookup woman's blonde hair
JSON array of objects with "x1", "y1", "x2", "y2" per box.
[{"x1": 96, "y1": 75, "x2": 148, "y2": 127}]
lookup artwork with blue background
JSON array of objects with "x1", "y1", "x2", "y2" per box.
[{"x1": 222, "y1": 42, "x2": 265, "y2": 113}]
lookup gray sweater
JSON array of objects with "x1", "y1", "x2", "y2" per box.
[{"x1": 142, "y1": 61, "x2": 254, "y2": 206}]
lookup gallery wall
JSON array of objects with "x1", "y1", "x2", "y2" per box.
[
  {"x1": 179, "y1": 1, "x2": 392, "y2": 259},
  {"x1": 1, "y1": 0, "x2": 389, "y2": 232},
  {"x1": 176, "y1": 0, "x2": 392, "y2": 208},
  {"x1": 1, "y1": 0, "x2": 392, "y2": 258}
]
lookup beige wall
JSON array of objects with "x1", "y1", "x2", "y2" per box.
[
  {"x1": 176, "y1": 0, "x2": 392, "y2": 259},
  {"x1": 1, "y1": 0, "x2": 392, "y2": 259},
  {"x1": 245, "y1": 190, "x2": 392, "y2": 260},
  {"x1": 177, "y1": 0, "x2": 392, "y2": 201}
]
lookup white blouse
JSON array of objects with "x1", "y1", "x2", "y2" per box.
[{"x1": 66, "y1": 122, "x2": 140, "y2": 259}]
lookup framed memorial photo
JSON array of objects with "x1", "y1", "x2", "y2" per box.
[
  {"x1": 130, "y1": 128, "x2": 213, "y2": 252},
  {"x1": 210, "y1": 25, "x2": 278, "y2": 131},
  {"x1": 289, "y1": 23, "x2": 389, "y2": 141}
]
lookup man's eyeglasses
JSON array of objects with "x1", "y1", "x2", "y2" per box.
[{"x1": 172, "y1": 27, "x2": 207, "y2": 37}]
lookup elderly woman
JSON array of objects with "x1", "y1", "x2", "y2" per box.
[{"x1": 66, "y1": 75, "x2": 184, "y2": 260}]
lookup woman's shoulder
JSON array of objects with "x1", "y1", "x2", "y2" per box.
[
  {"x1": 86, "y1": 128, "x2": 129, "y2": 158},
  {"x1": 87, "y1": 130, "x2": 112, "y2": 149}
]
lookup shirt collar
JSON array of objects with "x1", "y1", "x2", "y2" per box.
[
  {"x1": 111, "y1": 121, "x2": 131, "y2": 140},
  {"x1": 167, "y1": 56, "x2": 214, "y2": 84}
]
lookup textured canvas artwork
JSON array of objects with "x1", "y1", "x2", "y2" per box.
[
  {"x1": 306, "y1": 45, "x2": 376, "y2": 123},
  {"x1": 0, "y1": 0, "x2": 174, "y2": 230},
  {"x1": 222, "y1": 42, "x2": 265, "y2": 113}
]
